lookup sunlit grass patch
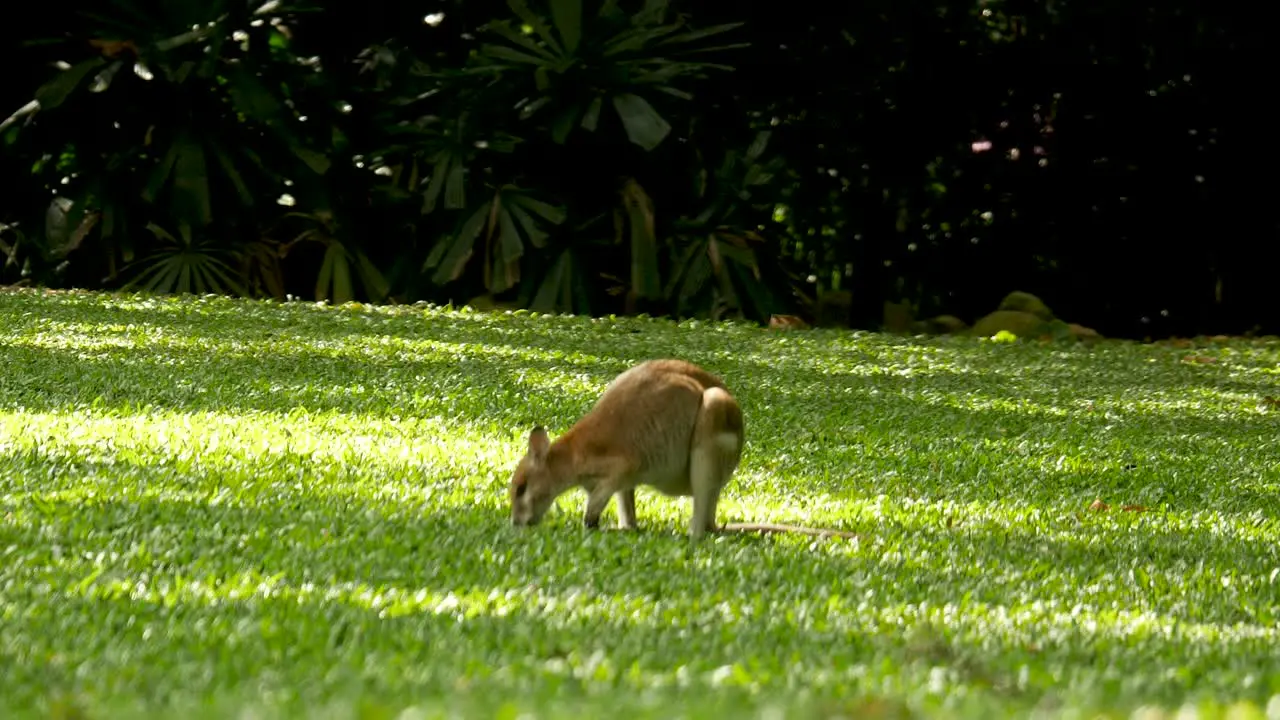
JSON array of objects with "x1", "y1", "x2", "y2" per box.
[{"x1": 1, "y1": 287, "x2": 1278, "y2": 719}]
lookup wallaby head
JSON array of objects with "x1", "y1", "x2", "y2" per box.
[{"x1": 509, "y1": 426, "x2": 559, "y2": 527}]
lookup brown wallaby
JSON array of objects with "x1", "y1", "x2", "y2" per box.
[{"x1": 507, "y1": 358, "x2": 856, "y2": 541}]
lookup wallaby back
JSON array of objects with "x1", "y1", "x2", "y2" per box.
[{"x1": 508, "y1": 359, "x2": 744, "y2": 538}]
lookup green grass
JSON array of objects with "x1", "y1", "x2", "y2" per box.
[{"x1": 1, "y1": 288, "x2": 1278, "y2": 720}]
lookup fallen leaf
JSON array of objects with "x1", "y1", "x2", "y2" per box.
[
  {"x1": 1121, "y1": 504, "x2": 1148, "y2": 513},
  {"x1": 1089, "y1": 499, "x2": 1110, "y2": 512},
  {"x1": 1181, "y1": 354, "x2": 1217, "y2": 364}
]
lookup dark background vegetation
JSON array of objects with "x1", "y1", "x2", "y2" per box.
[{"x1": 1, "y1": 0, "x2": 1272, "y2": 340}]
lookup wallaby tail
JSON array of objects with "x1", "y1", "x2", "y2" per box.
[{"x1": 687, "y1": 386, "x2": 744, "y2": 538}]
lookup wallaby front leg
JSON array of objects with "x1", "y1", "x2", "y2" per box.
[
  {"x1": 616, "y1": 488, "x2": 637, "y2": 530},
  {"x1": 582, "y1": 485, "x2": 616, "y2": 529}
]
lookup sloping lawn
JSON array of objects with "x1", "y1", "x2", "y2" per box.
[{"x1": 1, "y1": 288, "x2": 1277, "y2": 719}]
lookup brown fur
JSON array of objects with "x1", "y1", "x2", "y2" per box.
[{"x1": 508, "y1": 359, "x2": 743, "y2": 539}]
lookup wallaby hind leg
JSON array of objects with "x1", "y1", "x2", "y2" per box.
[
  {"x1": 688, "y1": 386, "x2": 744, "y2": 540},
  {"x1": 616, "y1": 488, "x2": 637, "y2": 529}
]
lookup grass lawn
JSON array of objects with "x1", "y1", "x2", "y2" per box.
[{"x1": 1, "y1": 288, "x2": 1278, "y2": 719}]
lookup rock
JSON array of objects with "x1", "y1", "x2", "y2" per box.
[
  {"x1": 913, "y1": 314, "x2": 969, "y2": 335},
  {"x1": 970, "y1": 310, "x2": 1052, "y2": 339},
  {"x1": 1067, "y1": 323, "x2": 1102, "y2": 343},
  {"x1": 997, "y1": 291, "x2": 1054, "y2": 321}
]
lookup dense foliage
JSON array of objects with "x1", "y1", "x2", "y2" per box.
[{"x1": 2, "y1": 0, "x2": 1274, "y2": 337}]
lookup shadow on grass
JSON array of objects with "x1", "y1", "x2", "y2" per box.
[
  {"x1": 5, "y1": 470, "x2": 1276, "y2": 631},
  {"x1": 4, "y1": 327, "x2": 1277, "y2": 516},
  {"x1": 2, "y1": 430, "x2": 1277, "y2": 710},
  {"x1": 2, "y1": 485, "x2": 1276, "y2": 713},
  {"x1": 4, "y1": 320, "x2": 1273, "y2": 437},
  {"x1": 7, "y1": 290, "x2": 1276, "y2": 403}
]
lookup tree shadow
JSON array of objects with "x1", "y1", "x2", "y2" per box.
[
  {"x1": 4, "y1": 471, "x2": 1276, "y2": 712},
  {"x1": 4, "y1": 322, "x2": 1276, "y2": 515},
  {"x1": 6, "y1": 466, "x2": 1275, "y2": 628}
]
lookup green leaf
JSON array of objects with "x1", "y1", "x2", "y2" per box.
[
  {"x1": 154, "y1": 23, "x2": 219, "y2": 52},
  {"x1": 483, "y1": 21, "x2": 557, "y2": 61},
  {"x1": 0, "y1": 101, "x2": 37, "y2": 138},
  {"x1": 548, "y1": 0, "x2": 582, "y2": 53},
  {"x1": 659, "y1": 22, "x2": 745, "y2": 46},
  {"x1": 89, "y1": 61, "x2": 125, "y2": 93},
  {"x1": 294, "y1": 147, "x2": 331, "y2": 175},
  {"x1": 506, "y1": 0, "x2": 564, "y2": 56},
  {"x1": 445, "y1": 159, "x2": 467, "y2": 210},
  {"x1": 196, "y1": 254, "x2": 249, "y2": 296},
  {"x1": 747, "y1": 130, "x2": 772, "y2": 160},
  {"x1": 354, "y1": 251, "x2": 390, "y2": 302},
  {"x1": 207, "y1": 140, "x2": 255, "y2": 207},
  {"x1": 534, "y1": 66, "x2": 552, "y2": 92},
  {"x1": 612, "y1": 93, "x2": 671, "y2": 151},
  {"x1": 506, "y1": 203, "x2": 550, "y2": 249},
  {"x1": 496, "y1": 204, "x2": 525, "y2": 264},
  {"x1": 315, "y1": 241, "x2": 353, "y2": 303},
  {"x1": 714, "y1": 236, "x2": 759, "y2": 269},
  {"x1": 520, "y1": 96, "x2": 553, "y2": 120},
  {"x1": 635, "y1": 0, "x2": 669, "y2": 26},
  {"x1": 331, "y1": 246, "x2": 353, "y2": 304},
  {"x1": 172, "y1": 136, "x2": 212, "y2": 227},
  {"x1": 226, "y1": 65, "x2": 288, "y2": 129},
  {"x1": 598, "y1": 0, "x2": 622, "y2": 19},
  {"x1": 431, "y1": 203, "x2": 490, "y2": 285},
  {"x1": 34, "y1": 57, "x2": 107, "y2": 111},
  {"x1": 315, "y1": 240, "x2": 336, "y2": 300},
  {"x1": 176, "y1": 262, "x2": 193, "y2": 294},
  {"x1": 663, "y1": 235, "x2": 702, "y2": 297},
  {"x1": 663, "y1": 43, "x2": 751, "y2": 57},
  {"x1": 602, "y1": 25, "x2": 682, "y2": 56},
  {"x1": 581, "y1": 95, "x2": 604, "y2": 131},
  {"x1": 423, "y1": 237, "x2": 450, "y2": 270},
  {"x1": 480, "y1": 43, "x2": 549, "y2": 66},
  {"x1": 651, "y1": 85, "x2": 693, "y2": 100},
  {"x1": 678, "y1": 250, "x2": 713, "y2": 311},
  {"x1": 141, "y1": 139, "x2": 181, "y2": 204},
  {"x1": 508, "y1": 194, "x2": 566, "y2": 225},
  {"x1": 630, "y1": 62, "x2": 696, "y2": 85},
  {"x1": 551, "y1": 103, "x2": 584, "y2": 144},
  {"x1": 423, "y1": 153, "x2": 452, "y2": 214},
  {"x1": 530, "y1": 249, "x2": 570, "y2": 313}
]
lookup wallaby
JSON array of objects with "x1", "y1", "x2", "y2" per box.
[{"x1": 507, "y1": 358, "x2": 857, "y2": 541}]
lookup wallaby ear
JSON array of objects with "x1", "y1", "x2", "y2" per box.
[{"x1": 527, "y1": 426, "x2": 550, "y2": 460}]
